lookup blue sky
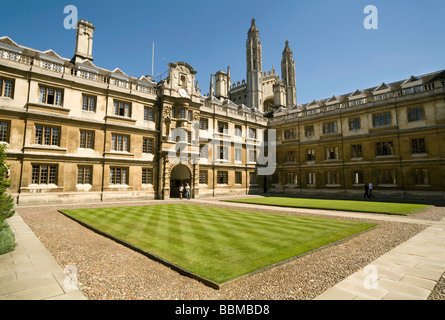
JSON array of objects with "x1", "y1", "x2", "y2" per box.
[{"x1": 1, "y1": 0, "x2": 445, "y2": 104}]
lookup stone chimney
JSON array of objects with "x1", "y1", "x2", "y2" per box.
[{"x1": 73, "y1": 20, "x2": 95, "y2": 63}]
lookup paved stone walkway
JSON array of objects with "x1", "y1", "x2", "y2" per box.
[
  {"x1": 314, "y1": 220, "x2": 445, "y2": 300},
  {"x1": 0, "y1": 215, "x2": 86, "y2": 300},
  {"x1": 1, "y1": 199, "x2": 444, "y2": 300}
]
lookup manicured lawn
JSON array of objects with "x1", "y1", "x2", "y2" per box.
[
  {"x1": 224, "y1": 197, "x2": 431, "y2": 215},
  {"x1": 60, "y1": 204, "x2": 375, "y2": 284}
]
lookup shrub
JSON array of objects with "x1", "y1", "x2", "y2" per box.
[
  {"x1": 0, "y1": 220, "x2": 15, "y2": 255},
  {"x1": 0, "y1": 144, "x2": 15, "y2": 255}
]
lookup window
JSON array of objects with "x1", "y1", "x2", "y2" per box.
[
  {"x1": 199, "y1": 170, "x2": 208, "y2": 184},
  {"x1": 325, "y1": 147, "x2": 339, "y2": 160},
  {"x1": 0, "y1": 122, "x2": 9, "y2": 142},
  {"x1": 179, "y1": 108, "x2": 186, "y2": 119},
  {"x1": 142, "y1": 168, "x2": 152, "y2": 184},
  {"x1": 373, "y1": 112, "x2": 391, "y2": 127},
  {"x1": 32, "y1": 165, "x2": 57, "y2": 185},
  {"x1": 143, "y1": 137, "x2": 154, "y2": 154},
  {"x1": 402, "y1": 86, "x2": 424, "y2": 96},
  {"x1": 235, "y1": 148, "x2": 242, "y2": 162},
  {"x1": 325, "y1": 171, "x2": 340, "y2": 185},
  {"x1": 235, "y1": 172, "x2": 242, "y2": 184},
  {"x1": 351, "y1": 144, "x2": 363, "y2": 158},
  {"x1": 217, "y1": 171, "x2": 228, "y2": 184},
  {"x1": 109, "y1": 167, "x2": 128, "y2": 185},
  {"x1": 199, "y1": 118, "x2": 209, "y2": 130},
  {"x1": 248, "y1": 128, "x2": 257, "y2": 139},
  {"x1": 80, "y1": 130, "x2": 94, "y2": 149},
  {"x1": 188, "y1": 110, "x2": 193, "y2": 122},
  {"x1": 0, "y1": 78, "x2": 14, "y2": 98},
  {"x1": 306, "y1": 149, "x2": 315, "y2": 162},
  {"x1": 249, "y1": 172, "x2": 257, "y2": 185},
  {"x1": 307, "y1": 172, "x2": 316, "y2": 185},
  {"x1": 322, "y1": 121, "x2": 338, "y2": 134},
  {"x1": 200, "y1": 144, "x2": 209, "y2": 159},
  {"x1": 144, "y1": 107, "x2": 154, "y2": 121},
  {"x1": 376, "y1": 142, "x2": 394, "y2": 156},
  {"x1": 285, "y1": 151, "x2": 296, "y2": 163},
  {"x1": 113, "y1": 78, "x2": 129, "y2": 88},
  {"x1": 305, "y1": 125, "x2": 314, "y2": 137},
  {"x1": 39, "y1": 86, "x2": 63, "y2": 106},
  {"x1": 352, "y1": 171, "x2": 364, "y2": 185},
  {"x1": 413, "y1": 168, "x2": 429, "y2": 185},
  {"x1": 249, "y1": 149, "x2": 257, "y2": 162},
  {"x1": 284, "y1": 128, "x2": 296, "y2": 140},
  {"x1": 349, "y1": 118, "x2": 361, "y2": 131},
  {"x1": 235, "y1": 125, "x2": 242, "y2": 137},
  {"x1": 111, "y1": 134, "x2": 130, "y2": 152},
  {"x1": 35, "y1": 125, "x2": 59, "y2": 146},
  {"x1": 349, "y1": 98, "x2": 366, "y2": 107},
  {"x1": 408, "y1": 107, "x2": 424, "y2": 122},
  {"x1": 286, "y1": 172, "x2": 298, "y2": 185},
  {"x1": 77, "y1": 166, "x2": 92, "y2": 184},
  {"x1": 411, "y1": 138, "x2": 426, "y2": 154},
  {"x1": 218, "y1": 121, "x2": 228, "y2": 134},
  {"x1": 113, "y1": 101, "x2": 131, "y2": 118},
  {"x1": 217, "y1": 145, "x2": 229, "y2": 161},
  {"x1": 82, "y1": 95, "x2": 96, "y2": 112},
  {"x1": 377, "y1": 169, "x2": 397, "y2": 185}
]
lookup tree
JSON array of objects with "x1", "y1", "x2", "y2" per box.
[{"x1": 0, "y1": 144, "x2": 15, "y2": 255}]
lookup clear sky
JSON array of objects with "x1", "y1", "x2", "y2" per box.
[{"x1": 1, "y1": 0, "x2": 445, "y2": 104}]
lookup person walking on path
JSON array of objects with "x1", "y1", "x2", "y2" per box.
[
  {"x1": 179, "y1": 184, "x2": 184, "y2": 200},
  {"x1": 368, "y1": 182, "x2": 375, "y2": 199},
  {"x1": 363, "y1": 183, "x2": 370, "y2": 200},
  {"x1": 185, "y1": 183, "x2": 191, "y2": 200}
]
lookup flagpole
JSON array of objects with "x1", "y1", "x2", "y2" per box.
[{"x1": 152, "y1": 42, "x2": 155, "y2": 78}]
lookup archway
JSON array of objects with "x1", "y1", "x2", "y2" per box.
[{"x1": 170, "y1": 164, "x2": 191, "y2": 198}]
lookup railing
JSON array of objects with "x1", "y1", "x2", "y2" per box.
[
  {"x1": 270, "y1": 82, "x2": 440, "y2": 124},
  {"x1": 0, "y1": 48, "x2": 157, "y2": 95}
]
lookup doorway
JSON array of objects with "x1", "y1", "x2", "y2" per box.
[{"x1": 170, "y1": 164, "x2": 191, "y2": 198}]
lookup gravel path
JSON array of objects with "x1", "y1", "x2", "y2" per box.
[{"x1": 15, "y1": 198, "x2": 445, "y2": 300}]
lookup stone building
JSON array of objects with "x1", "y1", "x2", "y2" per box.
[{"x1": 0, "y1": 18, "x2": 444, "y2": 204}]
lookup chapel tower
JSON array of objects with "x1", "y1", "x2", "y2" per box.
[
  {"x1": 246, "y1": 18, "x2": 263, "y2": 111},
  {"x1": 281, "y1": 40, "x2": 297, "y2": 107}
]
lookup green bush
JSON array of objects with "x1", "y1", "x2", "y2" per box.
[
  {"x1": 0, "y1": 220, "x2": 15, "y2": 255},
  {"x1": 0, "y1": 144, "x2": 15, "y2": 255}
]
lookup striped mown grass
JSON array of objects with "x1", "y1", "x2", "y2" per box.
[
  {"x1": 224, "y1": 197, "x2": 431, "y2": 215},
  {"x1": 60, "y1": 204, "x2": 375, "y2": 284}
]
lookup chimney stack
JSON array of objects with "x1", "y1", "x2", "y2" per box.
[{"x1": 73, "y1": 20, "x2": 95, "y2": 63}]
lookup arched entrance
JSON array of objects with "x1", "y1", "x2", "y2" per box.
[{"x1": 170, "y1": 164, "x2": 191, "y2": 198}]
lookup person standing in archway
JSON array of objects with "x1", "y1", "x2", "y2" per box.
[
  {"x1": 185, "y1": 183, "x2": 191, "y2": 200},
  {"x1": 179, "y1": 184, "x2": 184, "y2": 200}
]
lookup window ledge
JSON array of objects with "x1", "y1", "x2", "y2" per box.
[
  {"x1": 27, "y1": 103, "x2": 69, "y2": 115},
  {"x1": 107, "y1": 184, "x2": 130, "y2": 189},
  {"x1": 25, "y1": 145, "x2": 67, "y2": 153},
  {"x1": 105, "y1": 115, "x2": 137, "y2": 124}
]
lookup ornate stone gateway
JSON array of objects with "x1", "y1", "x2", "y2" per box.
[{"x1": 169, "y1": 164, "x2": 191, "y2": 198}]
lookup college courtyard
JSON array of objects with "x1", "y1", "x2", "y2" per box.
[
  {"x1": 1, "y1": 6, "x2": 445, "y2": 302},
  {"x1": 1, "y1": 195, "x2": 445, "y2": 300}
]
